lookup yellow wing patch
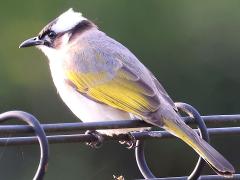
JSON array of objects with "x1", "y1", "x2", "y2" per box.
[{"x1": 66, "y1": 70, "x2": 160, "y2": 117}]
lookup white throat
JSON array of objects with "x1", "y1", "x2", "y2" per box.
[{"x1": 37, "y1": 32, "x2": 70, "y2": 62}]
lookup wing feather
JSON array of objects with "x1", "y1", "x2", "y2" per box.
[
  {"x1": 66, "y1": 68, "x2": 160, "y2": 117},
  {"x1": 65, "y1": 32, "x2": 174, "y2": 117}
]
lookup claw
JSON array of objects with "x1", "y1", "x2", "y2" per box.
[
  {"x1": 119, "y1": 133, "x2": 137, "y2": 149},
  {"x1": 85, "y1": 130, "x2": 104, "y2": 148},
  {"x1": 113, "y1": 175, "x2": 125, "y2": 180}
]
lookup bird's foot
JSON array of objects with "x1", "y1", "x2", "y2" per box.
[
  {"x1": 119, "y1": 132, "x2": 137, "y2": 149},
  {"x1": 113, "y1": 175, "x2": 125, "y2": 180},
  {"x1": 85, "y1": 130, "x2": 104, "y2": 148}
]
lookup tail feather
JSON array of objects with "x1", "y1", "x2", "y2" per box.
[{"x1": 152, "y1": 108, "x2": 235, "y2": 177}]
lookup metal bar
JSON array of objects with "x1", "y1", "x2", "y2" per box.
[
  {"x1": 0, "y1": 127, "x2": 239, "y2": 146},
  {"x1": 0, "y1": 120, "x2": 148, "y2": 134},
  {"x1": 137, "y1": 174, "x2": 240, "y2": 179},
  {"x1": 0, "y1": 115, "x2": 240, "y2": 135},
  {"x1": 184, "y1": 114, "x2": 240, "y2": 124}
]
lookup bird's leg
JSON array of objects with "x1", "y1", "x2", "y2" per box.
[
  {"x1": 85, "y1": 130, "x2": 104, "y2": 148},
  {"x1": 119, "y1": 132, "x2": 137, "y2": 149}
]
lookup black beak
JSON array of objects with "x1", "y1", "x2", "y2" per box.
[{"x1": 19, "y1": 37, "x2": 44, "y2": 48}]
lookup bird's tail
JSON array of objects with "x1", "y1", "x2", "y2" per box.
[{"x1": 152, "y1": 108, "x2": 235, "y2": 177}]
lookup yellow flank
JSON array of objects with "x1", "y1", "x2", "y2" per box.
[
  {"x1": 67, "y1": 71, "x2": 107, "y2": 91},
  {"x1": 66, "y1": 71, "x2": 159, "y2": 117}
]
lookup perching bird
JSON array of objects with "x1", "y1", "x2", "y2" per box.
[{"x1": 20, "y1": 8, "x2": 234, "y2": 177}]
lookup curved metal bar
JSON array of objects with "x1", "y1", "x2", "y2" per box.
[
  {"x1": 135, "y1": 140, "x2": 155, "y2": 179},
  {"x1": 175, "y1": 102, "x2": 209, "y2": 180},
  {"x1": 0, "y1": 111, "x2": 49, "y2": 180},
  {"x1": 135, "y1": 102, "x2": 210, "y2": 180}
]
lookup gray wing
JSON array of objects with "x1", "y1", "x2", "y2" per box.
[
  {"x1": 66, "y1": 29, "x2": 176, "y2": 113},
  {"x1": 95, "y1": 31, "x2": 176, "y2": 110}
]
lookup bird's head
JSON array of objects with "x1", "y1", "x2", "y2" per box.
[{"x1": 19, "y1": 8, "x2": 95, "y2": 53}]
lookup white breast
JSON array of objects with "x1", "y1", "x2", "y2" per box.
[
  {"x1": 39, "y1": 46, "x2": 148, "y2": 135},
  {"x1": 49, "y1": 60, "x2": 150, "y2": 135},
  {"x1": 49, "y1": 60, "x2": 130, "y2": 120}
]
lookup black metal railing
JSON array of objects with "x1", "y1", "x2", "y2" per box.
[{"x1": 0, "y1": 102, "x2": 239, "y2": 180}]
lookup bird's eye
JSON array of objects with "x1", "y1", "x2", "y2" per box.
[{"x1": 48, "y1": 31, "x2": 56, "y2": 39}]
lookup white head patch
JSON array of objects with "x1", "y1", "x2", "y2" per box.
[{"x1": 51, "y1": 8, "x2": 86, "y2": 33}]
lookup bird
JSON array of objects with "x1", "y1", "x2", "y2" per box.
[{"x1": 19, "y1": 8, "x2": 235, "y2": 177}]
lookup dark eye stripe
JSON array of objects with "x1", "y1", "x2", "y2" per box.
[
  {"x1": 38, "y1": 19, "x2": 58, "y2": 39},
  {"x1": 39, "y1": 29, "x2": 50, "y2": 39}
]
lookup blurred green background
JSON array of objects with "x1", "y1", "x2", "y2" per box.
[{"x1": 0, "y1": 0, "x2": 240, "y2": 179}]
